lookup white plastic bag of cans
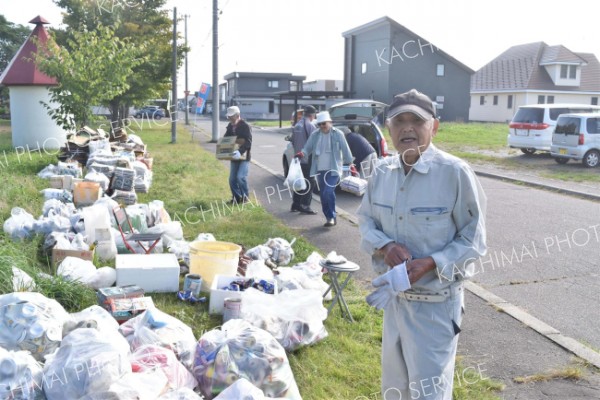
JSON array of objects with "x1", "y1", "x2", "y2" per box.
[
  {"x1": 0, "y1": 348, "x2": 44, "y2": 400},
  {"x1": 0, "y1": 292, "x2": 69, "y2": 361},
  {"x1": 240, "y1": 288, "x2": 328, "y2": 352},
  {"x1": 193, "y1": 319, "x2": 301, "y2": 400}
]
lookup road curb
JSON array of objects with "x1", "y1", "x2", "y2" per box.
[
  {"x1": 465, "y1": 281, "x2": 600, "y2": 369},
  {"x1": 474, "y1": 170, "x2": 600, "y2": 202}
]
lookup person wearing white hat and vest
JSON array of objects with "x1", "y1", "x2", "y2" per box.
[
  {"x1": 358, "y1": 89, "x2": 487, "y2": 399},
  {"x1": 224, "y1": 106, "x2": 252, "y2": 203},
  {"x1": 295, "y1": 111, "x2": 353, "y2": 227}
]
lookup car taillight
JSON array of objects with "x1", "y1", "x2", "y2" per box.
[
  {"x1": 509, "y1": 122, "x2": 550, "y2": 130},
  {"x1": 579, "y1": 134, "x2": 585, "y2": 145},
  {"x1": 380, "y1": 137, "x2": 388, "y2": 157}
]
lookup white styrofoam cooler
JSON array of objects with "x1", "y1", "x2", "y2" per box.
[
  {"x1": 209, "y1": 275, "x2": 278, "y2": 315},
  {"x1": 116, "y1": 253, "x2": 180, "y2": 292}
]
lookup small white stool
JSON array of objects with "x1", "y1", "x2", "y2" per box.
[{"x1": 321, "y1": 261, "x2": 360, "y2": 322}]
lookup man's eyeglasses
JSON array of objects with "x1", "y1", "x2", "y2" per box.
[{"x1": 317, "y1": 122, "x2": 328, "y2": 126}]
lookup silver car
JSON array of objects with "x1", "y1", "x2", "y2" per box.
[{"x1": 550, "y1": 113, "x2": 600, "y2": 167}]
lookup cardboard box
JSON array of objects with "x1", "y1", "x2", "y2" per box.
[
  {"x1": 209, "y1": 275, "x2": 278, "y2": 315},
  {"x1": 73, "y1": 181, "x2": 101, "y2": 207},
  {"x1": 215, "y1": 136, "x2": 247, "y2": 160},
  {"x1": 97, "y1": 285, "x2": 145, "y2": 312},
  {"x1": 108, "y1": 296, "x2": 154, "y2": 323},
  {"x1": 52, "y1": 247, "x2": 95, "y2": 266},
  {"x1": 116, "y1": 253, "x2": 180, "y2": 292},
  {"x1": 49, "y1": 175, "x2": 74, "y2": 190}
]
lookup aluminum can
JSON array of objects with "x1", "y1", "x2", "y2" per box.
[
  {"x1": 223, "y1": 298, "x2": 242, "y2": 323},
  {"x1": 183, "y1": 274, "x2": 202, "y2": 297}
]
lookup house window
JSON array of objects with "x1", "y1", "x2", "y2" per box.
[
  {"x1": 361, "y1": 62, "x2": 367, "y2": 74},
  {"x1": 436, "y1": 64, "x2": 445, "y2": 76},
  {"x1": 569, "y1": 66, "x2": 577, "y2": 79},
  {"x1": 267, "y1": 80, "x2": 279, "y2": 88},
  {"x1": 493, "y1": 95, "x2": 498, "y2": 106},
  {"x1": 507, "y1": 95, "x2": 513, "y2": 109},
  {"x1": 560, "y1": 65, "x2": 568, "y2": 79},
  {"x1": 290, "y1": 81, "x2": 298, "y2": 92},
  {"x1": 268, "y1": 101, "x2": 275, "y2": 113},
  {"x1": 538, "y1": 95, "x2": 545, "y2": 104},
  {"x1": 479, "y1": 96, "x2": 485, "y2": 105},
  {"x1": 592, "y1": 97, "x2": 599, "y2": 105},
  {"x1": 547, "y1": 95, "x2": 555, "y2": 104}
]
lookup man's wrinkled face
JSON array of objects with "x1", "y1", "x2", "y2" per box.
[
  {"x1": 387, "y1": 112, "x2": 438, "y2": 165},
  {"x1": 318, "y1": 121, "x2": 332, "y2": 133}
]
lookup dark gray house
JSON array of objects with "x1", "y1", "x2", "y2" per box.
[
  {"x1": 342, "y1": 17, "x2": 473, "y2": 121},
  {"x1": 223, "y1": 72, "x2": 306, "y2": 120}
]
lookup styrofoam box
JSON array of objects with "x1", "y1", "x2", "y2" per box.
[
  {"x1": 209, "y1": 274, "x2": 278, "y2": 315},
  {"x1": 116, "y1": 253, "x2": 180, "y2": 293}
]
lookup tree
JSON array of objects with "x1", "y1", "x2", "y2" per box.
[
  {"x1": 53, "y1": 0, "x2": 186, "y2": 125},
  {"x1": 0, "y1": 15, "x2": 31, "y2": 105},
  {"x1": 34, "y1": 25, "x2": 142, "y2": 131}
]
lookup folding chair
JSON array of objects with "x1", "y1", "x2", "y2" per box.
[{"x1": 113, "y1": 206, "x2": 162, "y2": 254}]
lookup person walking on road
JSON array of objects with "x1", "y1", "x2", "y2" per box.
[
  {"x1": 296, "y1": 111, "x2": 353, "y2": 227},
  {"x1": 224, "y1": 106, "x2": 252, "y2": 203},
  {"x1": 357, "y1": 89, "x2": 487, "y2": 400},
  {"x1": 290, "y1": 105, "x2": 318, "y2": 214},
  {"x1": 344, "y1": 127, "x2": 377, "y2": 179}
]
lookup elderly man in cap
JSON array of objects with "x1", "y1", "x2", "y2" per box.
[
  {"x1": 357, "y1": 89, "x2": 487, "y2": 399},
  {"x1": 296, "y1": 111, "x2": 353, "y2": 227},
  {"x1": 224, "y1": 106, "x2": 252, "y2": 203},
  {"x1": 290, "y1": 105, "x2": 318, "y2": 214}
]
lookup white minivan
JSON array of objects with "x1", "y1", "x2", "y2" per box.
[
  {"x1": 507, "y1": 104, "x2": 600, "y2": 154},
  {"x1": 550, "y1": 113, "x2": 600, "y2": 167}
]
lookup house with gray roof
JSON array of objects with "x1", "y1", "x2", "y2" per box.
[
  {"x1": 470, "y1": 42, "x2": 600, "y2": 122},
  {"x1": 342, "y1": 17, "x2": 474, "y2": 121}
]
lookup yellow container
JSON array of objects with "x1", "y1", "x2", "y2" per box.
[{"x1": 189, "y1": 241, "x2": 241, "y2": 291}]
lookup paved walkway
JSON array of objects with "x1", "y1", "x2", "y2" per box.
[{"x1": 190, "y1": 119, "x2": 600, "y2": 399}]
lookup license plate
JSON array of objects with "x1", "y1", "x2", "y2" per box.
[
  {"x1": 559, "y1": 148, "x2": 567, "y2": 155},
  {"x1": 514, "y1": 129, "x2": 529, "y2": 136}
]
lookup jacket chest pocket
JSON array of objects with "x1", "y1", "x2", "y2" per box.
[{"x1": 406, "y1": 211, "x2": 451, "y2": 256}]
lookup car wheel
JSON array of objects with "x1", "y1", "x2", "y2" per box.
[
  {"x1": 283, "y1": 156, "x2": 289, "y2": 177},
  {"x1": 153, "y1": 114, "x2": 162, "y2": 120},
  {"x1": 582, "y1": 150, "x2": 600, "y2": 168},
  {"x1": 554, "y1": 157, "x2": 568, "y2": 165},
  {"x1": 520, "y1": 148, "x2": 536, "y2": 155}
]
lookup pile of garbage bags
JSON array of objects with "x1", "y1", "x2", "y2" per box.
[{"x1": 0, "y1": 292, "x2": 304, "y2": 399}]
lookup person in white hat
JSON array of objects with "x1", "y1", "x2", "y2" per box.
[
  {"x1": 295, "y1": 111, "x2": 353, "y2": 227},
  {"x1": 357, "y1": 89, "x2": 487, "y2": 399},
  {"x1": 224, "y1": 106, "x2": 252, "y2": 203}
]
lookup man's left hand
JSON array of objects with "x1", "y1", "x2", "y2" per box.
[
  {"x1": 406, "y1": 257, "x2": 436, "y2": 284},
  {"x1": 231, "y1": 150, "x2": 241, "y2": 160}
]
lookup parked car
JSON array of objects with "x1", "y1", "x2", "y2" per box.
[
  {"x1": 282, "y1": 100, "x2": 389, "y2": 179},
  {"x1": 550, "y1": 113, "x2": 600, "y2": 167},
  {"x1": 134, "y1": 106, "x2": 165, "y2": 120},
  {"x1": 507, "y1": 104, "x2": 600, "y2": 154}
]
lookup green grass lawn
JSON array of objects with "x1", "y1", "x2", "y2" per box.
[{"x1": 0, "y1": 123, "x2": 504, "y2": 399}]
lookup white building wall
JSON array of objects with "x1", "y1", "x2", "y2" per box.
[
  {"x1": 9, "y1": 86, "x2": 67, "y2": 150},
  {"x1": 470, "y1": 92, "x2": 599, "y2": 122}
]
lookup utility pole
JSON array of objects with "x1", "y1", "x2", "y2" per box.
[
  {"x1": 171, "y1": 7, "x2": 177, "y2": 143},
  {"x1": 184, "y1": 14, "x2": 190, "y2": 126},
  {"x1": 211, "y1": 0, "x2": 219, "y2": 143}
]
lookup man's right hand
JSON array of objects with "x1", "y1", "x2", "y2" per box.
[
  {"x1": 294, "y1": 152, "x2": 304, "y2": 159},
  {"x1": 380, "y1": 242, "x2": 412, "y2": 268}
]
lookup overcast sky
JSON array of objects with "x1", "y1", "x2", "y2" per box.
[{"x1": 3, "y1": 0, "x2": 599, "y2": 98}]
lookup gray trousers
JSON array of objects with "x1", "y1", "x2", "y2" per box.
[{"x1": 381, "y1": 286, "x2": 464, "y2": 400}]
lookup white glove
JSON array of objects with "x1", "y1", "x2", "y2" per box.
[
  {"x1": 372, "y1": 262, "x2": 411, "y2": 292},
  {"x1": 366, "y1": 262, "x2": 411, "y2": 310},
  {"x1": 231, "y1": 150, "x2": 241, "y2": 160}
]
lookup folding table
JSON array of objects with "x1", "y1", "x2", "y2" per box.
[{"x1": 321, "y1": 260, "x2": 360, "y2": 322}]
